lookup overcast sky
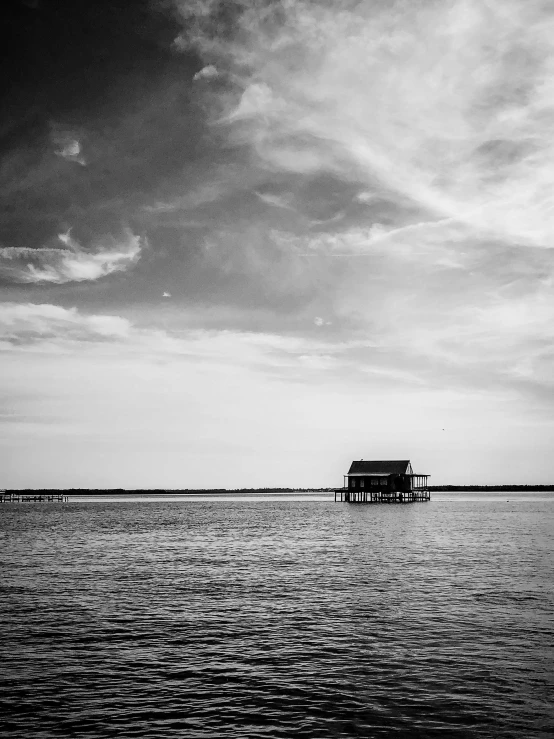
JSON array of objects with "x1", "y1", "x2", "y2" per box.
[{"x1": 2, "y1": 0, "x2": 554, "y2": 488}]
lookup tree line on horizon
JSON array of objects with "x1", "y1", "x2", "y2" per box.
[{"x1": 4, "y1": 485, "x2": 554, "y2": 493}]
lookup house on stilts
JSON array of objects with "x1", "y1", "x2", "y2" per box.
[{"x1": 335, "y1": 460, "x2": 430, "y2": 503}]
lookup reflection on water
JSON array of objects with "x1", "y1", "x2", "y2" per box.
[{"x1": 1, "y1": 495, "x2": 553, "y2": 738}]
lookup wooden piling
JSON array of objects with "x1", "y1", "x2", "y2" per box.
[{"x1": 334, "y1": 487, "x2": 430, "y2": 504}]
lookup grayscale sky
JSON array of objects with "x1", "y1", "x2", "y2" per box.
[{"x1": 2, "y1": 0, "x2": 554, "y2": 488}]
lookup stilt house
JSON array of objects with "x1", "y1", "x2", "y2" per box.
[{"x1": 336, "y1": 459, "x2": 430, "y2": 503}]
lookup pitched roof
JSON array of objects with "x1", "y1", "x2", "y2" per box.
[{"x1": 347, "y1": 460, "x2": 411, "y2": 475}]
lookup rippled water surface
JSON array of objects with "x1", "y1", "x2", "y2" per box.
[{"x1": 1, "y1": 494, "x2": 553, "y2": 738}]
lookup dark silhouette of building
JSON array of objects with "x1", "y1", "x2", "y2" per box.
[{"x1": 335, "y1": 459, "x2": 430, "y2": 503}]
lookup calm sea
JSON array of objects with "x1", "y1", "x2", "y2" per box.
[{"x1": 1, "y1": 493, "x2": 553, "y2": 738}]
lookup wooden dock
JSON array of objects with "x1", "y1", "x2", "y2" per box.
[
  {"x1": 334, "y1": 488, "x2": 431, "y2": 504},
  {"x1": 0, "y1": 491, "x2": 68, "y2": 503}
]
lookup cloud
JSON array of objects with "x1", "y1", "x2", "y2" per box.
[
  {"x1": 2, "y1": 301, "x2": 553, "y2": 489},
  {"x1": 176, "y1": 0, "x2": 554, "y2": 249},
  {"x1": 265, "y1": 216, "x2": 554, "y2": 398},
  {"x1": 0, "y1": 304, "x2": 379, "y2": 422},
  {"x1": 193, "y1": 64, "x2": 219, "y2": 81},
  {"x1": 0, "y1": 303, "x2": 131, "y2": 347},
  {"x1": 0, "y1": 228, "x2": 143, "y2": 283},
  {"x1": 51, "y1": 126, "x2": 86, "y2": 165},
  {"x1": 0, "y1": 300, "x2": 375, "y2": 374},
  {"x1": 254, "y1": 191, "x2": 294, "y2": 210},
  {"x1": 142, "y1": 169, "x2": 247, "y2": 215}
]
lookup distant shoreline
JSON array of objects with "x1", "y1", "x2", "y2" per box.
[
  {"x1": 3, "y1": 485, "x2": 554, "y2": 495},
  {"x1": 428, "y1": 485, "x2": 554, "y2": 491}
]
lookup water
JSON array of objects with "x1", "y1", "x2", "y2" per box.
[{"x1": 1, "y1": 493, "x2": 553, "y2": 738}]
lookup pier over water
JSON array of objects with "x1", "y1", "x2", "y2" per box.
[{"x1": 0, "y1": 492, "x2": 68, "y2": 503}]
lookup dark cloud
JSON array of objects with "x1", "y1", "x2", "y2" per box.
[
  {"x1": 0, "y1": 1, "x2": 407, "y2": 325},
  {"x1": 0, "y1": 1, "x2": 205, "y2": 269}
]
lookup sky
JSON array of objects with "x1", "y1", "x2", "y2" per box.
[{"x1": 2, "y1": 0, "x2": 554, "y2": 488}]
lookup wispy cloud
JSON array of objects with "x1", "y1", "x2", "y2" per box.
[
  {"x1": 166, "y1": 0, "x2": 554, "y2": 402},
  {"x1": 267, "y1": 220, "x2": 554, "y2": 396},
  {"x1": 0, "y1": 303, "x2": 131, "y2": 350},
  {"x1": 177, "y1": 0, "x2": 554, "y2": 248},
  {"x1": 0, "y1": 303, "x2": 375, "y2": 399},
  {"x1": 254, "y1": 191, "x2": 295, "y2": 210},
  {"x1": 0, "y1": 228, "x2": 142, "y2": 283}
]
